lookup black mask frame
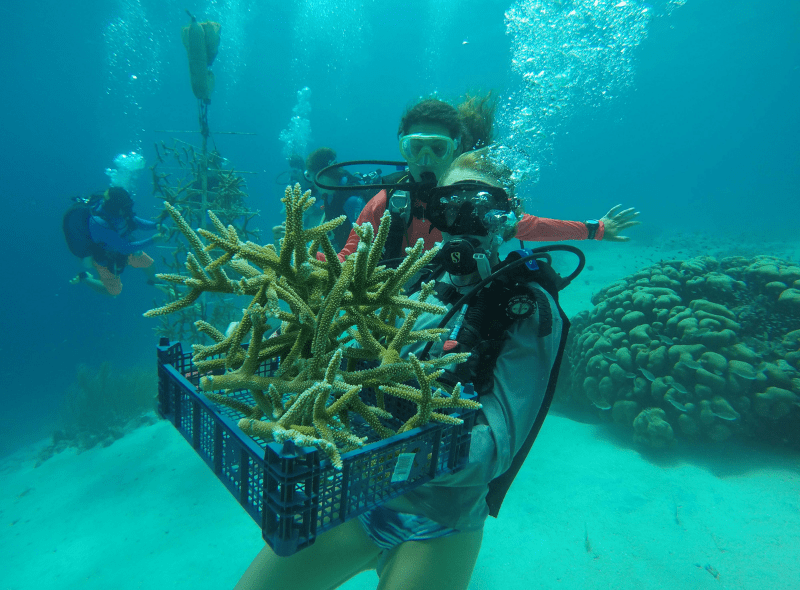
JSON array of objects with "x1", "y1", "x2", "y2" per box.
[{"x1": 426, "y1": 181, "x2": 515, "y2": 236}]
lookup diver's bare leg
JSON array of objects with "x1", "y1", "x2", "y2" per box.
[
  {"x1": 376, "y1": 528, "x2": 484, "y2": 590},
  {"x1": 234, "y1": 518, "x2": 381, "y2": 590},
  {"x1": 70, "y1": 271, "x2": 115, "y2": 296}
]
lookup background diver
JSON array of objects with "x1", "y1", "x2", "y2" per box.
[
  {"x1": 63, "y1": 186, "x2": 166, "y2": 297},
  {"x1": 321, "y1": 95, "x2": 640, "y2": 264}
]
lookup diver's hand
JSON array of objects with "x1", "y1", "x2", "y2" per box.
[
  {"x1": 600, "y1": 204, "x2": 641, "y2": 242},
  {"x1": 69, "y1": 271, "x2": 91, "y2": 285},
  {"x1": 153, "y1": 224, "x2": 169, "y2": 242},
  {"x1": 272, "y1": 223, "x2": 286, "y2": 244}
]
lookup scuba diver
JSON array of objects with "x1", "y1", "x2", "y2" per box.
[
  {"x1": 287, "y1": 153, "x2": 308, "y2": 189},
  {"x1": 311, "y1": 156, "x2": 369, "y2": 250},
  {"x1": 316, "y1": 95, "x2": 640, "y2": 263},
  {"x1": 235, "y1": 146, "x2": 579, "y2": 590},
  {"x1": 63, "y1": 187, "x2": 165, "y2": 297},
  {"x1": 273, "y1": 147, "x2": 334, "y2": 247},
  {"x1": 274, "y1": 146, "x2": 376, "y2": 251}
]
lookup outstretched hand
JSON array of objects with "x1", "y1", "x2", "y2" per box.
[
  {"x1": 154, "y1": 224, "x2": 169, "y2": 242},
  {"x1": 69, "y1": 271, "x2": 91, "y2": 285},
  {"x1": 600, "y1": 204, "x2": 641, "y2": 242},
  {"x1": 272, "y1": 222, "x2": 286, "y2": 244}
]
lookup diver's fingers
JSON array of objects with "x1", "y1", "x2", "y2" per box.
[
  {"x1": 604, "y1": 204, "x2": 623, "y2": 217},
  {"x1": 614, "y1": 207, "x2": 638, "y2": 219}
]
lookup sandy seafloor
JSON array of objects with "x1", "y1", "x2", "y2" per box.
[{"x1": 2, "y1": 236, "x2": 800, "y2": 590}]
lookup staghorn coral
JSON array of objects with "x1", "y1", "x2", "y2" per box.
[
  {"x1": 146, "y1": 184, "x2": 480, "y2": 468},
  {"x1": 559, "y1": 255, "x2": 800, "y2": 449}
]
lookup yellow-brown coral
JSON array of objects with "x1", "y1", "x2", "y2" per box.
[{"x1": 146, "y1": 184, "x2": 480, "y2": 468}]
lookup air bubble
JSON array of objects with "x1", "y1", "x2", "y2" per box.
[{"x1": 498, "y1": 0, "x2": 684, "y2": 191}]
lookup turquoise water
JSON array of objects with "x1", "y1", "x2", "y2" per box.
[
  {"x1": 0, "y1": 0, "x2": 800, "y2": 588},
  {"x1": 2, "y1": 0, "x2": 798, "y2": 461},
  {"x1": 0, "y1": 2, "x2": 798, "y2": 585}
]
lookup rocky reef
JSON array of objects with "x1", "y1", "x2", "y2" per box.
[
  {"x1": 36, "y1": 363, "x2": 158, "y2": 466},
  {"x1": 559, "y1": 255, "x2": 800, "y2": 449}
]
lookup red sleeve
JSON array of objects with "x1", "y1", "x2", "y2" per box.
[
  {"x1": 333, "y1": 190, "x2": 388, "y2": 261},
  {"x1": 514, "y1": 214, "x2": 605, "y2": 242},
  {"x1": 400, "y1": 217, "x2": 442, "y2": 253}
]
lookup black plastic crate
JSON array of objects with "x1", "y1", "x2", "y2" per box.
[{"x1": 156, "y1": 339, "x2": 477, "y2": 556}]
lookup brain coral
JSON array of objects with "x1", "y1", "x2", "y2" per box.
[{"x1": 559, "y1": 255, "x2": 800, "y2": 448}]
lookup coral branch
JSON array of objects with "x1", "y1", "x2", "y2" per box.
[{"x1": 146, "y1": 184, "x2": 481, "y2": 468}]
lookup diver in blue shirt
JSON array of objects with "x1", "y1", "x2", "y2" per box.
[{"x1": 65, "y1": 187, "x2": 165, "y2": 296}]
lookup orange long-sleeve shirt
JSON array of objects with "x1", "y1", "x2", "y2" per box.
[{"x1": 324, "y1": 189, "x2": 605, "y2": 262}]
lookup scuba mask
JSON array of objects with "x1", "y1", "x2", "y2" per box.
[
  {"x1": 426, "y1": 181, "x2": 518, "y2": 237},
  {"x1": 398, "y1": 133, "x2": 459, "y2": 166}
]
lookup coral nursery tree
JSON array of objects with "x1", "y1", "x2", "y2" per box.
[{"x1": 149, "y1": 13, "x2": 259, "y2": 344}]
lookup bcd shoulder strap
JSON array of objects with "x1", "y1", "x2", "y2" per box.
[
  {"x1": 383, "y1": 177, "x2": 411, "y2": 261},
  {"x1": 438, "y1": 261, "x2": 555, "y2": 391},
  {"x1": 384, "y1": 211, "x2": 407, "y2": 262}
]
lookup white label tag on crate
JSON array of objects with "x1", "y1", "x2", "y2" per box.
[{"x1": 390, "y1": 453, "x2": 416, "y2": 483}]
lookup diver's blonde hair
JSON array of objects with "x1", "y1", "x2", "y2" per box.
[
  {"x1": 442, "y1": 147, "x2": 523, "y2": 241},
  {"x1": 457, "y1": 91, "x2": 497, "y2": 151}
]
